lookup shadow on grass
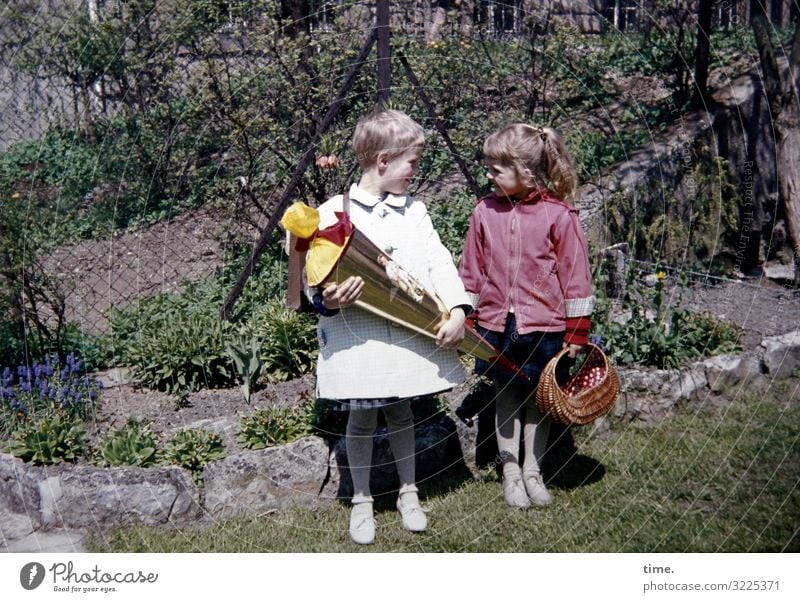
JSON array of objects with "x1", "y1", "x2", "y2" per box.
[{"x1": 543, "y1": 423, "x2": 606, "y2": 490}]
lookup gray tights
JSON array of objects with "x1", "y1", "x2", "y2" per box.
[
  {"x1": 346, "y1": 401, "x2": 417, "y2": 503},
  {"x1": 494, "y1": 382, "x2": 550, "y2": 479}
]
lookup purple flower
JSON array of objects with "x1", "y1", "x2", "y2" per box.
[
  {"x1": 10, "y1": 397, "x2": 26, "y2": 414},
  {"x1": 589, "y1": 334, "x2": 606, "y2": 351}
]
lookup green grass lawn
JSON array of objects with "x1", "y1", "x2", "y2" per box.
[{"x1": 89, "y1": 381, "x2": 799, "y2": 553}]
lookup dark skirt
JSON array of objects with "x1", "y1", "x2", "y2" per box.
[{"x1": 475, "y1": 313, "x2": 564, "y2": 388}]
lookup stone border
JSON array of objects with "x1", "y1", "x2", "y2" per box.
[{"x1": 2, "y1": 330, "x2": 798, "y2": 551}]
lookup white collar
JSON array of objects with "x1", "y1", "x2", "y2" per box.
[{"x1": 348, "y1": 183, "x2": 409, "y2": 208}]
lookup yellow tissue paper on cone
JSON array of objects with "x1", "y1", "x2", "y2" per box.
[
  {"x1": 306, "y1": 236, "x2": 349, "y2": 287},
  {"x1": 280, "y1": 202, "x2": 320, "y2": 239}
]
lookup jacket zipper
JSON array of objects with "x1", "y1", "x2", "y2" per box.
[{"x1": 508, "y1": 201, "x2": 518, "y2": 314}]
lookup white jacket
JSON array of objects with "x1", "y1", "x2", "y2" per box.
[{"x1": 312, "y1": 183, "x2": 470, "y2": 400}]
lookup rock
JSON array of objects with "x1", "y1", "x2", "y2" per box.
[
  {"x1": 759, "y1": 331, "x2": 800, "y2": 380},
  {"x1": 91, "y1": 367, "x2": 132, "y2": 388},
  {"x1": 617, "y1": 366, "x2": 707, "y2": 421},
  {"x1": 0, "y1": 454, "x2": 45, "y2": 524},
  {"x1": 333, "y1": 416, "x2": 465, "y2": 499},
  {"x1": 0, "y1": 507, "x2": 37, "y2": 544},
  {"x1": 203, "y1": 436, "x2": 334, "y2": 518},
  {"x1": 703, "y1": 352, "x2": 762, "y2": 393},
  {"x1": 763, "y1": 262, "x2": 796, "y2": 282},
  {"x1": 48, "y1": 466, "x2": 201, "y2": 528},
  {"x1": 1, "y1": 508, "x2": 88, "y2": 553},
  {"x1": 0, "y1": 454, "x2": 201, "y2": 529}
]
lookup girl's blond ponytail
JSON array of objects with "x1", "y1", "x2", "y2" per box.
[{"x1": 541, "y1": 127, "x2": 577, "y2": 202}]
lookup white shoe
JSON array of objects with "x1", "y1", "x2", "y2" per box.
[
  {"x1": 523, "y1": 472, "x2": 552, "y2": 507},
  {"x1": 396, "y1": 496, "x2": 428, "y2": 532},
  {"x1": 503, "y1": 477, "x2": 531, "y2": 508},
  {"x1": 349, "y1": 503, "x2": 375, "y2": 545}
]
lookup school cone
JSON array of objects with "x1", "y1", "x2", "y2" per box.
[{"x1": 281, "y1": 201, "x2": 525, "y2": 378}]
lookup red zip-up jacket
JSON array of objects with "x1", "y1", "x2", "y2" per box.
[{"x1": 459, "y1": 188, "x2": 595, "y2": 344}]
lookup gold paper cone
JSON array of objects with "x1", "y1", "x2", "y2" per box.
[{"x1": 318, "y1": 228, "x2": 525, "y2": 378}]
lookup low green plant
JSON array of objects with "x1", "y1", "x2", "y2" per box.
[
  {"x1": 226, "y1": 335, "x2": 263, "y2": 404},
  {"x1": 95, "y1": 418, "x2": 160, "y2": 468},
  {"x1": 237, "y1": 404, "x2": 311, "y2": 450},
  {"x1": 593, "y1": 265, "x2": 742, "y2": 369},
  {"x1": 5, "y1": 414, "x2": 86, "y2": 465},
  {"x1": 247, "y1": 299, "x2": 317, "y2": 383},
  {"x1": 125, "y1": 312, "x2": 236, "y2": 398},
  {"x1": 162, "y1": 428, "x2": 225, "y2": 483}
]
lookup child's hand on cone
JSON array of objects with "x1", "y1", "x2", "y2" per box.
[
  {"x1": 434, "y1": 307, "x2": 466, "y2": 348},
  {"x1": 322, "y1": 276, "x2": 364, "y2": 309}
]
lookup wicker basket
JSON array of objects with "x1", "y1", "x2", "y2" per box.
[{"x1": 535, "y1": 343, "x2": 619, "y2": 426}]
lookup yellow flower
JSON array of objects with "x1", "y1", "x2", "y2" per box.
[
  {"x1": 11, "y1": 192, "x2": 21, "y2": 199},
  {"x1": 656, "y1": 271, "x2": 667, "y2": 280}
]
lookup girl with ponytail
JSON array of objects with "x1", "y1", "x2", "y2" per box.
[{"x1": 459, "y1": 123, "x2": 595, "y2": 509}]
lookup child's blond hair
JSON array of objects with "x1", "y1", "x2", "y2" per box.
[
  {"x1": 483, "y1": 123, "x2": 578, "y2": 201},
  {"x1": 352, "y1": 109, "x2": 424, "y2": 168}
]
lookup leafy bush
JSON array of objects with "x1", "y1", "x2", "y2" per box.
[
  {"x1": 0, "y1": 353, "x2": 101, "y2": 438},
  {"x1": 122, "y1": 308, "x2": 236, "y2": 398},
  {"x1": 95, "y1": 418, "x2": 160, "y2": 468},
  {"x1": 109, "y1": 256, "x2": 288, "y2": 399},
  {"x1": 246, "y1": 299, "x2": 317, "y2": 383},
  {"x1": 237, "y1": 405, "x2": 310, "y2": 450},
  {"x1": 428, "y1": 187, "x2": 477, "y2": 260},
  {"x1": 163, "y1": 428, "x2": 225, "y2": 483},
  {"x1": 593, "y1": 266, "x2": 742, "y2": 369},
  {"x1": 6, "y1": 414, "x2": 86, "y2": 465}
]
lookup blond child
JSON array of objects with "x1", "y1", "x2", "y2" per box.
[
  {"x1": 311, "y1": 109, "x2": 471, "y2": 543},
  {"x1": 459, "y1": 124, "x2": 595, "y2": 508}
]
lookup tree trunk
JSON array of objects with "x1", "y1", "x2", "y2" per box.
[
  {"x1": 376, "y1": 0, "x2": 391, "y2": 104},
  {"x1": 691, "y1": 0, "x2": 713, "y2": 108},
  {"x1": 752, "y1": 11, "x2": 800, "y2": 283}
]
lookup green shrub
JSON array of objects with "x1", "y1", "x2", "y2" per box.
[
  {"x1": 428, "y1": 187, "x2": 476, "y2": 260},
  {"x1": 124, "y1": 311, "x2": 236, "y2": 398},
  {"x1": 237, "y1": 405, "x2": 310, "y2": 450},
  {"x1": 593, "y1": 266, "x2": 742, "y2": 369},
  {"x1": 163, "y1": 428, "x2": 225, "y2": 483},
  {"x1": 247, "y1": 299, "x2": 317, "y2": 383},
  {"x1": 95, "y1": 418, "x2": 160, "y2": 468},
  {"x1": 6, "y1": 414, "x2": 86, "y2": 465},
  {"x1": 109, "y1": 258, "x2": 288, "y2": 399}
]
